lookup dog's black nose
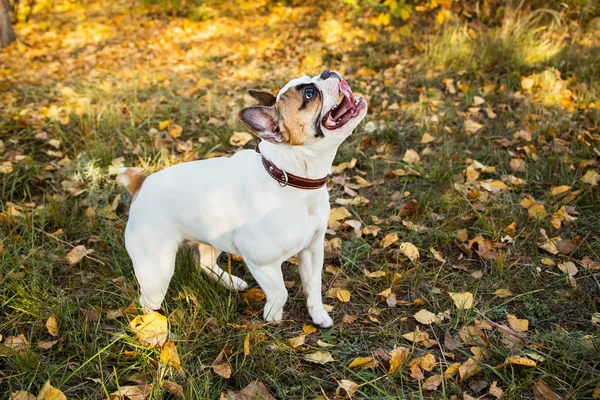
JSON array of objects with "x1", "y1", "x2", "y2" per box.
[{"x1": 320, "y1": 70, "x2": 331, "y2": 80}]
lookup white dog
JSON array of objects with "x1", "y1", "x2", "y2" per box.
[{"x1": 118, "y1": 70, "x2": 367, "y2": 328}]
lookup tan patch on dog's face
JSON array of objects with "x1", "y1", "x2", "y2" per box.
[{"x1": 276, "y1": 83, "x2": 323, "y2": 146}]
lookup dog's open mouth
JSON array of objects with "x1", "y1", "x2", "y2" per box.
[{"x1": 322, "y1": 80, "x2": 366, "y2": 130}]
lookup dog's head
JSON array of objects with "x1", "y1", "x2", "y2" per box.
[{"x1": 239, "y1": 71, "x2": 367, "y2": 147}]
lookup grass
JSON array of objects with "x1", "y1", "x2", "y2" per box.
[{"x1": 1, "y1": 0, "x2": 600, "y2": 398}]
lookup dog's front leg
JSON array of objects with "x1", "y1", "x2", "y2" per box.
[
  {"x1": 299, "y1": 235, "x2": 333, "y2": 328},
  {"x1": 247, "y1": 263, "x2": 288, "y2": 323}
]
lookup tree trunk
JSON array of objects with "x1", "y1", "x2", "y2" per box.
[{"x1": 0, "y1": 0, "x2": 15, "y2": 48}]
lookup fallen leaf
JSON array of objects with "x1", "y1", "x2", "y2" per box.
[
  {"x1": 528, "y1": 204, "x2": 547, "y2": 220},
  {"x1": 288, "y1": 334, "x2": 306, "y2": 348},
  {"x1": 364, "y1": 269, "x2": 387, "y2": 278},
  {"x1": 459, "y1": 358, "x2": 482, "y2": 382},
  {"x1": 244, "y1": 288, "x2": 266, "y2": 302},
  {"x1": 302, "y1": 324, "x2": 317, "y2": 334},
  {"x1": 510, "y1": 158, "x2": 526, "y2": 172},
  {"x1": 329, "y1": 207, "x2": 352, "y2": 222},
  {"x1": 337, "y1": 380, "x2": 359, "y2": 397},
  {"x1": 168, "y1": 124, "x2": 183, "y2": 138},
  {"x1": 160, "y1": 340, "x2": 183, "y2": 374},
  {"x1": 336, "y1": 289, "x2": 351, "y2": 303},
  {"x1": 494, "y1": 289, "x2": 512, "y2": 298},
  {"x1": 581, "y1": 170, "x2": 599, "y2": 186},
  {"x1": 417, "y1": 354, "x2": 437, "y2": 371},
  {"x1": 159, "y1": 120, "x2": 172, "y2": 130},
  {"x1": 129, "y1": 312, "x2": 168, "y2": 347},
  {"x1": 402, "y1": 328, "x2": 429, "y2": 343},
  {"x1": 550, "y1": 185, "x2": 571, "y2": 196},
  {"x1": 349, "y1": 356, "x2": 377, "y2": 369},
  {"x1": 533, "y1": 379, "x2": 561, "y2": 400},
  {"x1": 423, "y1": 374, "x2": 442, "y2": 390},
  {"x1": 388, "y1": 346, "x2": 410, "y2": 375},
  {"x1": 212, "y1": 362, "x2": 232, "y2": 378},
  {"x1": 444, "y1": 362, "x2": 461, "y2": 378},
  {"x1": 380, "y1": 232, "x2": 399, "y2": 248},
  {"x1": 398, "y1": 199, "x2": 420, "y2": 217},
  {"x1": 399, "y1": 242, "x2": 420, "y2": 262},
  {"x1": 37, "y1": 381, "x2": 67, "y2": 400},
  {"x1": 409, "y1": 361, "x2": 425, "y2": 380},
  {"x1": 66, "y1": 245, "x2": 93, "y2": 265},
  {"x1": 495, "y1": 355, "x2": 536, "y2": 368},
  {"x1": 8, "y1": 391, "x2": 36, "y2": 400},
  {"x1": 464, "y1": 118, "x2": 484, "y2": 134},
  {"x1": 229, "y1": 131, "x2": 253, "y2": 147},
  {"x1": 414, "y1": 309, "x2": 437, "y2": 325},
  {"x1": 37, "y1": 340, "x2": 59, "y2": 350},
  {"x1": 110, "y1": 385, "x2": 151, "y2": 400},
  {"x1": 46, "y1": 316, "x2": 58, "y2": 337},
  {"x1": 557, "y1": 261, "x2": 578, "y2": 277},
  {"x1": 160, "y1": 380, "x2": 184, "y2": 400},
  {"x1": 303, "y1": 351, "x2": 335, "y2": 364},
  {"x1": 430, "y1": 248, "x2": 446, "y2": 264},
  {"x1": 402, "y1": 149, "x2": 420, "y2": 163},
  {"x1": 0, "y1": 334, "x2": 29, "y2": 357},
  {"x1": 489, "y1": 381, "x2": 504, "y2": 399},
  {"x1": 223, "y1": 381, "x2": 276, "y2": 400},
  {"x1": 507, "y1": 314, "x2": 529, "y2": 332},
  {"x1": 449, "y1": 292, "x2": 474, "y2": 310},
  {"x1": 421, "y1": 133, "x2": 435, "y2": 144}
]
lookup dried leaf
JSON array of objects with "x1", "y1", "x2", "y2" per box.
[
  {"x1": 337, "y1": 380, "x2": 359, "y2": 397},
  {"x1": 459, "y1": 358, "x2": 482, "y2": 382},
  {"x1": 110, "y1": 385, "x2": 151, "y2": 400},
  {"x1": 495, "y1": 355, "x2": 537, "y2": 369},
  {"x1": 46, "y1": 316, "x2": 58, "y2": 337},
  {"x1": 489, "y1": 381, "x2": 504, "y2": 399},
  {"x1": 430, "y1": 248, "x2": 446, "y2": 264},
  {"x1": 160, "y1": 340, "x2": 183, "y2": 374},
  {"x1": 581, "y1": 170, "x2": 599, "y2": 186},
  {"x1": 129, "y1": 312, "x2": 168, "y2": 348},
  {"x1": 402, "y1": 149, "x2": 420, "y2": 163},
  {"x1": 414, "y1": 309, "x2": 437, "y2": 325},
  {"x1": 557, "y1": 261, "x2": 578, "y2": 277},
  {"x1": 303, "y1": 351, "x2": 335, "y2": 364},
  {"x1": 288, "y1": 334, "x2": 306, "y2": 348},
  {"x1": 423, "y1": 374, "x2": 442, "y2": 391},
  {"x1": 421, "y1": 133, "x2": 435, "y2": 144},
  {"x1": 399, "y1": 242, "x2": 420, "y2": 262},
  {"x1": 160, "y1": 380, "x2": 184, "y2": 400},
  {"x1": 348, "y1": 356, "x2": 377, "y2": 369},
  {"x1": 533, "y1": 379, "x2": 561, "y2": 400},
  {"x1": 66, "y1": 245, "x2": 93, "y2": 265},
  {"x1": 380, "y1": 232, "x2": 399, "y2": 248},
  {"x1": 37, "y1": 381, "x2": 67, "y2": 400},
  {"x1": 507, "y1": 315, "x2": 529, "y2": 332},
  {"x1": 244, "y1": 288, "x2": 266, "y2": 302},
  {"x1": 528, "y1": 204, "x2": 547, "y2": 220},
  {"x1": 550, "y1": 185, "x2": 571, "y2": 196},
  {"x1": 229, "y1": 131, "x2": 253, "y2": 147},
  {"x1": 168, "y1": 124, "x2": 183, "y2": 138},
  {"x1": 336, "y1": 289, "x2": 351, "y2": 303},
  {"x1": 388, "y1": 346, "x2": 410, "y2": 375},
  {"x1": 329, "y1": 207, "x2": 352, "y2": 222},
  {"x1": 464, "y1": 118, "x2": 484, "y2": 134},
  {"x1": 449, "y1": 292, "x2": 474, "y2": 309},
  {"x1": 213, "y1": 362, "x2": 232, "y2": 379},
  {"x1": 8, "y1": 391, "x2": 36, "y2": 400},
  {"x1": 302, "y1": 324, "x2": 317, "y2": 334},
  {"x1": 494, "y1": 289, "x2": 512, "y2": 298},
  {"x1": 0, "y1": 334, "x2": 29, "y2": 357}
]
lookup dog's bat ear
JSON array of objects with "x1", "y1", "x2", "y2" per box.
[
  {"x1": 248, "y1": 89, "x2": 276, "y2": 107},
  {"x1": 238, "y1": 105, "x2": 283, "y2": 144}
]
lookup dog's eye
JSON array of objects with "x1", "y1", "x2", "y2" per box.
[{"x1": 304, "y1": 87, "x2": 315, "y2": 100}]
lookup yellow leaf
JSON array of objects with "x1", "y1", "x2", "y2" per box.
[
  {"x1": 66, "y1": 245, "x2": 93, "y2": 265},
  {"x1": 37, "y1": 381, "x2": 67, "y2": 400},
  {"x1": 402, "y1": 148, "x2": 421, "y2": 163},
  {"x1": 507, "y1": 314, "x2": 529, "y2": 332},
  {"x1": 159, "y1": 120, "x2": 172, "y2": 130},
  {"x1": 464, "y1": 118, "x2": 484, "y2": 134},
  {"x1": 430, "y1": 247, "x2": 446, "y2": 264},
  {"x1": 417, "y1": 353, "x2": 437, "y2": 371},
  {"x1": 168, "y1": 124, "x2": 183, "y2": 139},
  {"x1": 46, "y1": 316, "x2": 58, "y2": 337},
  {"x1": 414, "y1": 309, "x2": 437, "y2": 325},
  {"x1": 336, "y1": 289, "x2": 351, "y2": 303},
  {"x1": 423, "y1": 374, "x2": 442, "y2": 390},
  {"x1": 303, "y1": 351, "x2": 335, "y2": 364},
  {"x1": 329, "y1": 207, "x2": 351, "y2": 222},
  {"x1": 364, "y1": 269, "x2": 387, "y2": 278},
  {"x1": 338, "y1": 380, "x2": 359, "y2": 397},
  {"x1": 212, "y1": 362, "x2": 232, "y2": 378},
  {"x1": 244, "y1": 288, "x2": 266, "y2": 302},
  {"x1": 449, "y1": 292, "x2": 474, "y2": 309},
  {"x1": 444, "y1": 362, "x2": 461, "y2": 378},
  {"x1": 399, "y1": 242, "x2": 420, "y2": 262},
  {"x1": 582, "y1": 170, "x2": 599, "y2": 186},
  {"x1": 302, "y1": 324, "x2": 317, "y2": 334},
  {"x1": 557, "y1": 261, "x2": 578, "y2": 277},
  {"x1": 503, "y1": 221, "x2": 517, "y2": 237},
  {"x1": 348, "y1": 356, "x2": 377, "y2": 369},
  {"x1": 161, "y1": 340, "x2": 182, "y2": 373},
  {"x1": 129, "y1": 312, "x2": 168, "y2": 348},
  {"x1": 8, "y1": 391, "x2": 36, "y2": 400},
  {"x1": 388, "y1": 346, "x2": 409, "y2": 375},
  {"x1": 541, "y1": 258, "x2": 555, "y2": 266},
  {"x1": 420, "y1": 133, "x2": 435, "y2": 143},
  {"x1": 230, "y1": 131, "x2": 253, "y2": 147},
  {"x1": 436, "y1": 10, "x2": 445, "y2": 24},
  {"x1": 496, "y1": 355, "x2": 537, "y2": 368},
  {"x1": 489, "y1": 381, "x2": 504, "y2": 399},
  {"x1": 244, "y1": 334, "x2": 250, "y2": 356},
  {"x1": 550, "y1": 185, "x2": 571, "y2": 196},
  {"x1": 0, "y1": 334, "x2": 29, "y2": 357},
  {"x1": 110, "y1": 385, "x2": 151, "y2": 400},
  {"x1": 288, "y1": 334, "x2": 306, "y2": 348},
  {"x1": 510, "y1": 158, "x2": 526, "y2": 172},
  {"x1": 380, "y1": 232, "x2": 399, "y2": 248},
  {"x1": 456, "y1": 229, "x2": 469, "y2": 242},
  {"x1": 493, "y1": 289, "x2": 512, "y2": 298},
  {"x1": 527, "y1": 203, "x2": 547, "y2": 220},
  {"x1": 402, "y1": 329, "x2": 429, "y2": 343}
]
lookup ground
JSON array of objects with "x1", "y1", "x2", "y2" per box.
[{"x1": 0, "y1": 0, "x2": 599, "y2": 399}]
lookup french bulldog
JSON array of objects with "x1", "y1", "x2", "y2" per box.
[{"x1": 118, "y1": 70, "x2": 367, "y2": 327}]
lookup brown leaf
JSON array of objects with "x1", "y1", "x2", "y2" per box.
[
  {"x1": 244, "y1": 288, "x2": 266, "y2": 302},
  {"x1": 0, "y1": 334, "x2": 29, "y2": 357},
  {"x1": 66, "y1": 245, "x2": 93, "y2": 265},
  {"x1": 409, "y1": 362, "x2": 425, "y2": 380},
  {"x1": 337, "y1": 380, "x2": 359, "y2": 398},
  {"x1": 213, "y1": 362, "x2": 232, "y2": 379},
  {"x1": 37, "y1": 340, "x2": 59, "y2": 350},
  {"x1": 489, "y1": 381, "x2": 505, "y2": 399},
  {"x1": 533, "y1": 379, "x2": 561, "y2": 400},
  {"x1": 398, "y1": 199, "x2": 420, "y2": 217},
  {"x1": 110, "y1": 384, "x2": 151, "y2": 400},
  {"x1": 8, "y1": 391, "x2": 36, "y2": 400},
  {"x1": 459, "y1": 358, "x2": 482, "y2": 382},
  {"x1": 302, "y1": 324, "x2": 317, "y2": 334},
  {"x1": 423, "y1": 374, "x2": 442, "y2": 390},
  {"x1": 160, "y1": 380, "x2": 184, "y2": 400}
]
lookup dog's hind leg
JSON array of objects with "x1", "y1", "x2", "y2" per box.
[
  {"x1": 194, "y1": 243, "x2": 249, "y2": 291},
  {"x1": 125, "y1": 227, "x2": 178, "y2": 312}
]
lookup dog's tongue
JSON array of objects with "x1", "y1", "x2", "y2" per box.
[{"x1": 340, "y1": 80, "x2": 355, "y2": 103}]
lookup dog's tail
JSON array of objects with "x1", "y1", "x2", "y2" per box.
[{"x1": 116, "y1": 167, "x2": 147, "y2": 201}]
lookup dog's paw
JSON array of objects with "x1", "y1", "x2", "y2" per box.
[
  {"x1": 310, "y1": 308, "x2": 333, "y2": 328},
  {"x1": 263, "y1": 303, "x2": 284, "y2": 323},
  {"x1": 229, "y1": 276, "x2": 249, "y2": 291}
]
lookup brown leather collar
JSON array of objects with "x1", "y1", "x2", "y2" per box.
[{"x1": 255, "y1": 140, "x2": 327, "y2": 190}]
